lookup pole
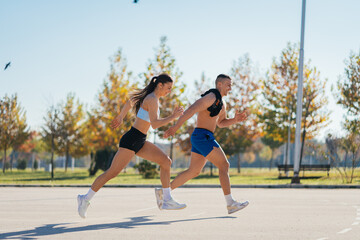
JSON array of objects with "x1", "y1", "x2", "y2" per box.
[{"x1": 292, "y1": 0, "x2": 306, "y2": 184}]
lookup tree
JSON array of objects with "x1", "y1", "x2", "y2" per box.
[
  {"x1": 41, "y1": 105, "x2": 60, "y2": 179},
  {"x1": 141, "y1": 36, "x2": 187, "y2": 160},
  {"x1": 9, "y1": 116, "x2": 30, "y2": 171},
  {"x1": 336, "y1": 50, "x2": 360, "y2": 117},
  {"x1": 261, "y1": 135, "x2": 282, "y2": 170},
  {"x1": 299, "y1": 64, "x2": 329, "y2": 165},
  {"x1": 221, "y1": 54, "x2": 260, "y2": 173},
  {"x1": 325, "y1": 132, "x2": 360, "y2": 184},
  {"x1": 0, "y1": 94, "x2": 29, "y2": 173},
  {"x1": 259, "y1": 43, "x2": 329, "y2": 167},
  {"x1": 342, "y1": 120, "x2": 360, "y2": 183},
  {"x1": 56, "y1": 93, "x2": 87, "y2": 172},
  {"x1": 334, "y1": 50, "x2": 360, "y2": 135},
  {"x1": 87, "y1": 49, "x2": 135, "y2": 175},
  {"x1": 16, "y1": 131, "x2": 39, "y2": 171}
]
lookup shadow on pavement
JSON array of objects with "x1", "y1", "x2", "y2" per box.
[{"x1": 0, "y1": 215, "x2": 236, "y2": 239}]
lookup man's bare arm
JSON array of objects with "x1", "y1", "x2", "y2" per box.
[
  {"x1": 217, "y1": 104, "x2": 248, "y2": 128},
  {"x1": 163, "y1": 93, "x2": 215, "y2": 137}
]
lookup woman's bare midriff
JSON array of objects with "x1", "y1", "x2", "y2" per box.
[{"x1": 132, "y1": 118, "x2": 151, "y2": 135}]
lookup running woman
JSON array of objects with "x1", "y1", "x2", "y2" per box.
[
  {"x1": 160, "y1": 74, "x2": 249, "y2": 214},
  {"x1": 77, "y1": 73, "x2": 186, "y2": 218}
]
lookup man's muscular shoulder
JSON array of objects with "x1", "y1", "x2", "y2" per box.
[{"x1": 200, "y1": 92, "x2": 216, "y2": 105}]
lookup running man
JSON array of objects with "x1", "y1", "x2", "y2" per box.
[
  {"x1": 161, "y1": 74, "x2": 249, "y2": 214},
  {"x1": 77, "y1": 73, "x2": 186, "y2": 218}
]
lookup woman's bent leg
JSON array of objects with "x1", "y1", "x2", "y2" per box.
[{"x1": 91, "y1": 148, "x2": 135, "y2": 192}]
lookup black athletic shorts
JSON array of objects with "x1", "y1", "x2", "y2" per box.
[{"x1": 119, "y1": 127, "x2": 147, "y2": 153}]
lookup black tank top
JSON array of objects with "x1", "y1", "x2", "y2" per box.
[{"x1": 201, "y1": 88, "x2": 223, "y2": 117}]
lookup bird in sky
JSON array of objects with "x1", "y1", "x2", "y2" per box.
[{"x1": 4, "y1": 62, "x2": 11, "y2": 71}]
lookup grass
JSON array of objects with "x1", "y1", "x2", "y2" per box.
[{"x1": 0, "y1": 167, "x2": 359, "y2": 186}]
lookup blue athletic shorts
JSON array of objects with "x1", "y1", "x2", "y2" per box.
[{"x1": 191, "y1": 128, "x2": 220, "y2": 157}]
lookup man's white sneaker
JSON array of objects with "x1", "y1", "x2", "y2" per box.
[
  {"x1": 154, "y1": 188, "x2": 163, "y2": 209},
  {"x1": 227, "y1": 200, "x2": 249, "y2": 214},
  {"x1": 161, "y1": 198, "x2": 186, "y2": 210},
  {"x1": 77, "y1": 194, "x2": 90, "y2": 218}
]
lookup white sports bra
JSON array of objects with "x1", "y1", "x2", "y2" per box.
[{"x1": 137, "y1": 107, "x2": 160, "y2": 123}]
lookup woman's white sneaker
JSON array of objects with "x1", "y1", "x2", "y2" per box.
[
  {"x1": 227, "y1": 200, "x2": 249, "y2": 214},
  {"x1": 77, "y1": 194, "x2": 90, "y2": 218},
  {"x1": 154, "y1": 188, "x2": 163, "y2": 209}
]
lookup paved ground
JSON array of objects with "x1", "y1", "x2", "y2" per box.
[{"x1": 0, "y1": 187, "x2": 359, "y2": 240}]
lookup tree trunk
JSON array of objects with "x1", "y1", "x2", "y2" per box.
[
  {"x1": 65, "y1": 143, "x2": 69, "y2": 172},
  {"x1": 51, "y1": 135, "x2": 55, "y2": 179},
  {"x1": 169, "y1": 136, "x2": 174, "y2": 160},
  {"x1": 285, "y1": 109, "x2": 291, "y2": 176},
  {"x1": 299, "y1": 118, "x2": 307, "y2": 166},
  {"x1": 31, "y1": 152, "x2": 35, "y2": 171},
  {"x1": 285, "y1": 132, "x2": 289, "y2": 176},
  {"x1": 350, "y1": 152, "x2": 356, "y2": 183},
  {"x1": 237, "y1": 154, "x2": 241, "y2": 173},
  {"x1": 2, "y1": 148, "x2": 6, "y2": 173},
  {"x1": 269, "y1": 150, "x2": 274, "y2": 170},
  {"x1": 344, "y1": 151, "x2": 348, "y2": 171},
  {"x1": 10, "y1": 150, "x2": 14, "y2": 172},
  {"x1": 89, "y1": 152, "x2": 96, "y2": 175}
]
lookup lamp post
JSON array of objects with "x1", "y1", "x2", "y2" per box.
[{"x1": 292, "y1": 0, "x2": 306, "y2": 184}]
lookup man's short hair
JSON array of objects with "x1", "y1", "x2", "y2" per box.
[{"x1": 215, "y1": 74, "x2": 231, "y2": 85}]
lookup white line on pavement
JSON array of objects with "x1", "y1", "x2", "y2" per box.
[
  {"x1": 352, "y1": 222, "x2": 359, "y2": 226},
  {"x1": 337, "y1": 228, "x2": 352, "y2": 234},
  {"x1": 316, "y1": 237, "x2": 329, "y2": 240}
]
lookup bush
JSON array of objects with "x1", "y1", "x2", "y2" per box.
[
  {"x1": 89, "y1": 149, "x2": 116, "y2": 176},
  {"x1": 17, "y1": 159, "x2": 27, "y2": 170},
  {"x1": 134, "y1": 160, "x2": 158, "y2": 179}
]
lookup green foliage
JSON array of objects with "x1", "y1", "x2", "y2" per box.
[
  {"x1": 336, "y1": 50, "x2": 360, "y2": 117},
  {"x1": 16, "y1": 159, "x2": 27, "y2": 170},
  {"x1": 259, "y1": 146, "x2": 272, "y2": 161},
  {"x1": 134, "y1": 160, "x2": 158, "y2": 179}
]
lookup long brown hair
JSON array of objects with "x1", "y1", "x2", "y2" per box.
[{"x1": 130, "y1": 73, "x2": 173, "y2": 114}]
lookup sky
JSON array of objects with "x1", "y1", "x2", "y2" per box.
[{"x1": 1, "y1": 0, "x2": 359, "y2": 142}]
